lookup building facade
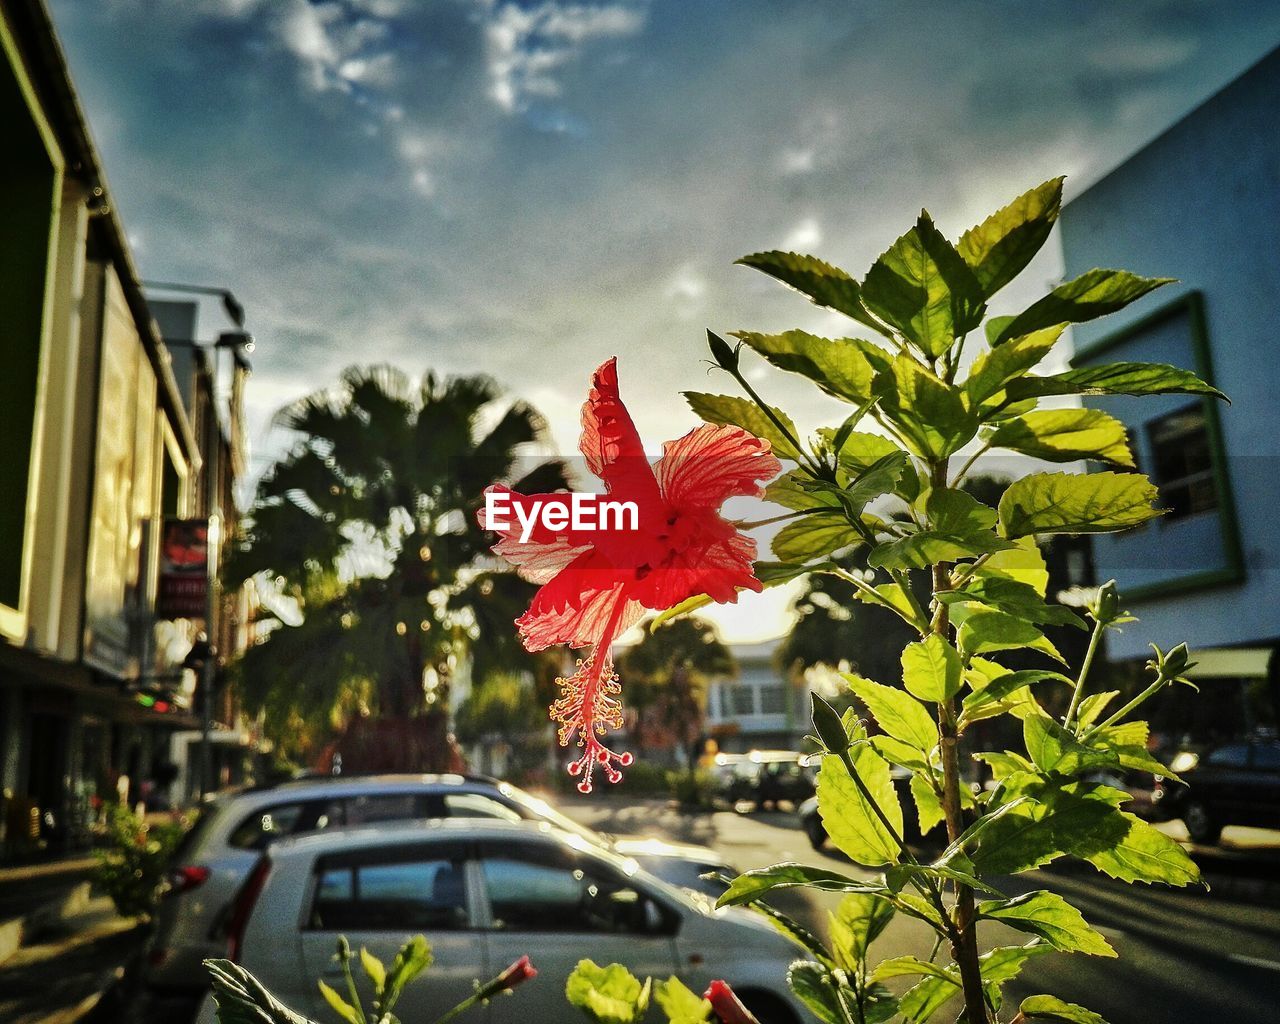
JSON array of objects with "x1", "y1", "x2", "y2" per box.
[
  {"x1": 0, "y1": 0, "x2": 250, "y2": 857},
  {"x1": 705, "y1": 639, "x2": 812, "y2": 752},
  {"x1": 1060, "y1": 46, "x2": 1280, "y2": 740}
]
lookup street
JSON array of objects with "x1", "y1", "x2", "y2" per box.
[{"x1": 564, "y1": 801, "x2": 1280, "y2": 1024}]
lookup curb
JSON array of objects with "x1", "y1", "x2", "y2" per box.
[{"x1": 0, "y1": 881, "x2": 93, "y2": 966}]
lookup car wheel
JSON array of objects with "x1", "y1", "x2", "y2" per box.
[
  {"x1": 1183, "y1": 799, "x2": 1222, "y2": 844},
  {"x1": 804, "y1": 815, "x2": 827, "y2": 851},
  {"x1": 735, "y1": 990, "x2": 801, "y2": 1024}
]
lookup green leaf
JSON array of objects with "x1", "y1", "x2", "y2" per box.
[
  {"x1": 961, "y1": 667, "x2": 1073, "y2": 725},
  {"x1": 856, "y1": 581, "x2": 927, "y2": 629},
  {"x1": 965, "y1": 323, "x2": 1067, "y2": 407},
  {"x1": 977, "y1": 536, "x2": 1049, "y2": 595},
  {"x1": 958, "y1": 177, "x2": 1064, "y2": 297},
  {"x1": 648, "y1": 560, "x2": 818, "y2": 630},
  {"x1": 817, "y1": 747, "x2": 904, "y2": 867},
  {"x1": 1085, "y1": 723, "x2": 1182, "y2": 781},
  {"x1": 736, "y1": 250, "x2": 885, "y2": 332},
  {"x1": 987, "y1": 408, "x2": 1133, "y2": 466},
  {"x1": 565, "y1": 960, "x2": 651, "y2": 1024},
  {"x1": 958, "y1": 611, "x2": 1061, "y2": 662},
  {"x1": 977, "y1": 891, "x2": 1116, "y2": 957},
  {"x1": 972, "y1": 780, "x2": 1128, "y2": 875},
  {"x1": 654, "y1": 977, "x2": 712, "y2": 1024},
  {"x1": 1018, "y1": 995, "x2": 1109, "y2": 1024},
  {"x1": 940, "y1": 576, "x2": 1084, "y2": 630},
  {"x1": 830, "y1": 892, "x2": 895, "y2": 969},
  {"x1": 994, "y1": 269, "x2": 1173, "y2": 344},
  {"x1": 870, "y1": 734, "x2": 933, "y2": 773},
  {"x1": 773, "y1": 517, "x2": 860, "y2": 562},
  {"x1": 860, "y1": 213, "x2": 986, "y2": 357},
  {"x1": 892, "y1": 944, "x2": 1052, "y2": 1024},
  {"x1": 844, "y1": 673, "x2": 938, "y2": 750},
  {"x1": 999, "y1": 471, "x2": 1161, "y2": 538},
  {"x1": 909, "y1": 774, "x2": 946, "y2": 835},
  {"x1": 870, "y1": 487, "x2": 1013, "y2": 570},
  {"x1": 786, "y1": 960, "x2": 844, "y2": 1024},
  {"x1": 359, "y1": 948, "x2": 386, "y2": 993},
  {"x1": 1084, "y1": 812, "x2": 1200, "y2": 886},
  {"x1": 872, "y1": 956, "x2": 955, "y2": 983},
  {"x1": 901, "y1": 634, "x2": 963, "y2": 703},
  {"x1": 683, "y1": 392, "x2": 803, "y2": 461},
  {"x1": 383, "y1": 935, "x2": 431, "y2": 1010},
  {"x1": 1024, "y1": 715, "x2": 1120, "y2": 775},
  {"x1": 1075, "y1": 691, "x2": 1117, "y2": 730},
  {"x1": 739, "y1": 900, "x2": 833, "y2": 964},
  {"x1": 831, "y1": 430, "x2": 904, "y2": 472},
  {"x1": 872, "y1": 356, "x2": 978, "y2": 458},
  {"x1": 717, "y1": 862, "x2": 885, "y2": 907},
  {"x1": 318, "y1": 981, "x2": 362, "y2": 1024},
  {"x1": 1006, "y1": 361, "x2": 1226, "y2": 403},
  {"x1": 733, "y1": 330, "x2": 876, "y2": 403}
]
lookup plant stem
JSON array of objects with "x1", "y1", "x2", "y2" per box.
[
  {"x1": 1063, "y1": 617, "x2": 1105, "y2": 729},
  {"x1": 1079, "y1": 673, "x2": 1170, "y2": 743},
  {"x1": 929, "y1": 465, "x2": 988, "y2": 1024}
]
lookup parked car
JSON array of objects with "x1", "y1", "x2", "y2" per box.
[
  {"x1": 195, "y1": 820, "x2": 808, "y2": 1024},
  {"x1": 798, "y1": 764, "x2": 941, "y2": 851},
  {"x1": 146, "y1": 774, "x2": 731, "y2": 993},
  {"x1": 1150, "y1": 738, "x2": 1280, "y2": 843},
  {"x1": 723, "y1": 750, "x2": 815, "y2": 810}
]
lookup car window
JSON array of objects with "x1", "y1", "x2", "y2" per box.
[
  {"x1": 311, "y1": 849, "x2": 471, "y2": 931},
  {"x1": 343, "y1": 793, "x2": 428, "y2": 826},
  {"x1": 228, "y1": 803, "x2": 307, "y2": 850},
  {"x1": 480, "y1": 845, "x2": 670, "y2": 935},
  {"x1": 444, "y1": 793, "x2": 523, "y2": 822},
  {"x1": 1206, "y1": 744, "x2": 1250, "y2": 768},
  {"x1": 1250, "y1": 743, "x2": 1280, "y2": 771}
]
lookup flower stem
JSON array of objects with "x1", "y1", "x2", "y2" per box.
[{"x1": 1063, "y1": 617, "x2": 1105, "y2": 729}]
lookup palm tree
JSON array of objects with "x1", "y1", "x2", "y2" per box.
[
  {"x1": 618, "y1": 616, "x2": 735, "y2": 766},
  {"x1": 227, "y1": 365, "x2": 568, "y2": 770}
]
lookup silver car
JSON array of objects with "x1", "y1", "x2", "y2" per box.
[
  {"x1": 196, "y1": 820, "x2": 807, "y2": 1024},
  {"x1": 146, "y1": 774, "x2": 733, "y2": 993}
]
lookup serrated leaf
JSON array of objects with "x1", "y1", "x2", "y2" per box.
[
  {"x1": 817, "y1": 747, "x2": 904, "y2": 867},
  {"x1": 856, "y1": 581, "x2": 926, "y2": 628},
  {"x1": 977, "y1": 536, "x2": 1049, "y2": 595},
  {"x1": 961, "y1": 667, "x2": 1073, "y2": 726},
  {"x1": 987, "y1": 408, "x2": 1133, "y2": 466},
  {"x1": 844, "y1": 672, "x2": 938, "y2": 750},
  {"x1": 999, "y1": 471, "x2": 1160, "y2": 537},
  {"x1": 870, "y1": 734, "x2": 933, "y2": 772},
  {"x1": 1075, "y1": 691, "x2": 1118, "y2": 729},
  {"x1": 830, "y1": 892, "x2": 895, "y2": 968},
  {"x1": 958, "y1": 178, "x2": 1064, "y2": 297},
  {"x1": 736, "y1": 250, "x2": 885, "y2": 332},
  {"x1": 958, "y1": 611, "x2": 1061, "y2": 662},
  {"x1": 1019, "y1": 995, "x2": 1110, "y2": 1024},
  {"x1": 1006, "y1": 361, "x2": 1226, "y2": 403},
  {"x1": 654, "y1": 977, "x2": 712, "y2": 1024},
  {"x1": 909, "y1": 773, "x2": 946, "y2": 835},
  {"x1": 861, "y1": 213, "x2": 986, "y2": 357},
  {"x1": 682, "y1": 392, "x2": 803, "y2": 461},
  {"x1": 901, "y1": 634, "x2": 963, "y2": 702},
  {"x1": 1085, "y1": 723, "x2": 1182, "y2": 781},
  {"x1": 870, "y1": 487, "x2": 1013, "y2": 570},
  {"x1": 972, "y1": 780, "x2": 1129, "y2": 875},
  {"x1": 965, "y1": 323, "x2": 1067, "y2": 407},
  {"x1": 994, "y1": 269, "x2": 1173, "y2": 344},
  {"x1": 1025, "y1": 715, "x2": 1120, "y2": 775},
  {"x1": 831, "y1": 430, "x2": 903, "y2": 472},
  {"x1": 717, "y1": 862, "x2": 884, "y2": 907},
  {"x1": 773, "y1": 517, "x2": 860, "y2": 561},
  {"x1": 1084, "y1": 812, "x2": 1200, "y2": 885},
  {"x1": 786, "y1": 960, "x2": 844, "y2": 1024},
  {"x1": 872, "y1": 355, "x2": 978, "y2": 458},
  {"x1": 565, "y1": 960, "x2": 651, "y2": 1024},
  {"x1": 733, "y1": 330, "x2": 876, "y2": 403},
  {"x1": 318, "y1": 981, "x2": 362, "y2": 1024},
  {"x1": 977, "y1": 891, "x2": 1116, "y2": 956},
  {"x1": 939, "y1": 576, "x2": 1084, "y2": 629}
]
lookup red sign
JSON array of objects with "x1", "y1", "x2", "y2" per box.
[{"x1": 156, "y1": 518, "x2": 208, "y2": 619}]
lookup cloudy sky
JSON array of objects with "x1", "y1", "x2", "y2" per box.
[{"x1": 49, "y1": 0, "x2": 1280, "y2": 639}]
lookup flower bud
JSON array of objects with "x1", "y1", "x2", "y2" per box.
[
  {"x1": 706, "y1": 330, "x2": 740, "y2": 373},
  {"x1": 704, "y1": 980, "x2": 762, "y2": 1024},
  {"x1": 1089, "y1": 580, "x2": 1121, "y2": 625},
  {"x1": 475, "y1": 955, "x2": 537, "y2": 1002},
  {"x1": 811, "y1": 693, "x2": 849, "y2": 756}
]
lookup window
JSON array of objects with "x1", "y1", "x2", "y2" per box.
[
  {"x1": 343, "y1": 793, "x2": 427, "y2": 826},
  {"x1": 724, "y1": 686, "x2": 757, "y2": 717},
  {"x1": 480, "y1": 845, "x2": 670, "y2": 935},
  {"x1": 444, "y1": 793, "x2": 523, "y2": 822},
  {"x1": 228, "y1": 803, "x2": 306, "y2": 850},
  {"x1": 1146, "y1": 404, "x2": 1217, "y2": 520},
  {"x1": 311, "y1": 847, "x2": 470, "y2": 931},
  {"x1": 1206, "y1": 744, "x2": 1249, "y2": 769},
  {"x1": 758, "y1": 685, "x2": 787, "y2": 715}
]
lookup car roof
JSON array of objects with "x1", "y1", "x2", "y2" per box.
[
  {"x1": 265, "y1": 818, "x2": 628, "y2": 868},
  {"x1": 209, "y1": 775, "x2": 503, "y2": 811}
]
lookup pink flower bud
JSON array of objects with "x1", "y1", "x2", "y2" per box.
[{"x1": 704, "y1": 980, "x2": 761, "y2": 1024}]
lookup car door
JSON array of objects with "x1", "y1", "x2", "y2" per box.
[
  {"x1": 297, "y1": 840, "x2": 487, "y2": 1022},
  {"x1": 475, "y1": 839, "x2": 681, "y2": 1024},
  {"x1": 1201, "y1": 743, "x2": 1253, "y2": 823}
]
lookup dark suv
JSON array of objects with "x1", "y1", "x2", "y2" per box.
[
  {"x1": 724, "y1": 751, "x2": 815, "y2": 810},
  {"x1": 1150, "y1": 738, "x2": 1280, "y2": 843}
]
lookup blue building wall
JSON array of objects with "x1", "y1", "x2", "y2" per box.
[{"x1": 1060, "y1": 46, "x2": 1280, "y2": 661}]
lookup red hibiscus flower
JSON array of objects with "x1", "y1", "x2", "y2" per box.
[
  {"x1": 480, "y1": 357, "x2": 779, "y2": 792},
  {"x1": 704, "y1": 980, "x2": 762, "y2": 1024}
]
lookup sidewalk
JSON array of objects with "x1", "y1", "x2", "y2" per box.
[{"x1": 0, "y1": 857, "x2": 147, "y2": 1024}]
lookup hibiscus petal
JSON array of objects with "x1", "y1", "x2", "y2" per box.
[
  {"x1": 655, "y1": 423, "x2": 781, "y2": 511},
  {"x1": 581, "y1": 358, "x2": 662, "y2": 506},
  {"x1": 479, "y1": 484, "x2": 593, "y2": 584},
  {"x1": 632, "y1": 530, "x2": 763, "y2": 610},
  {"x1": 515, "y1": 550, "x2": 646, "y2": 651}
]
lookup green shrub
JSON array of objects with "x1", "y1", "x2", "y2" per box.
[{"x1": 92, "y1": 805, "x2": 187, "y2": 920}]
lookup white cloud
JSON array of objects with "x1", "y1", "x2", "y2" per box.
[
  {"x1": 483, "y1": 2, "x2": 646, "y2": 114},
  {"x1": 783, "y1": 217, "x2": 822, "y2": 250}
]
